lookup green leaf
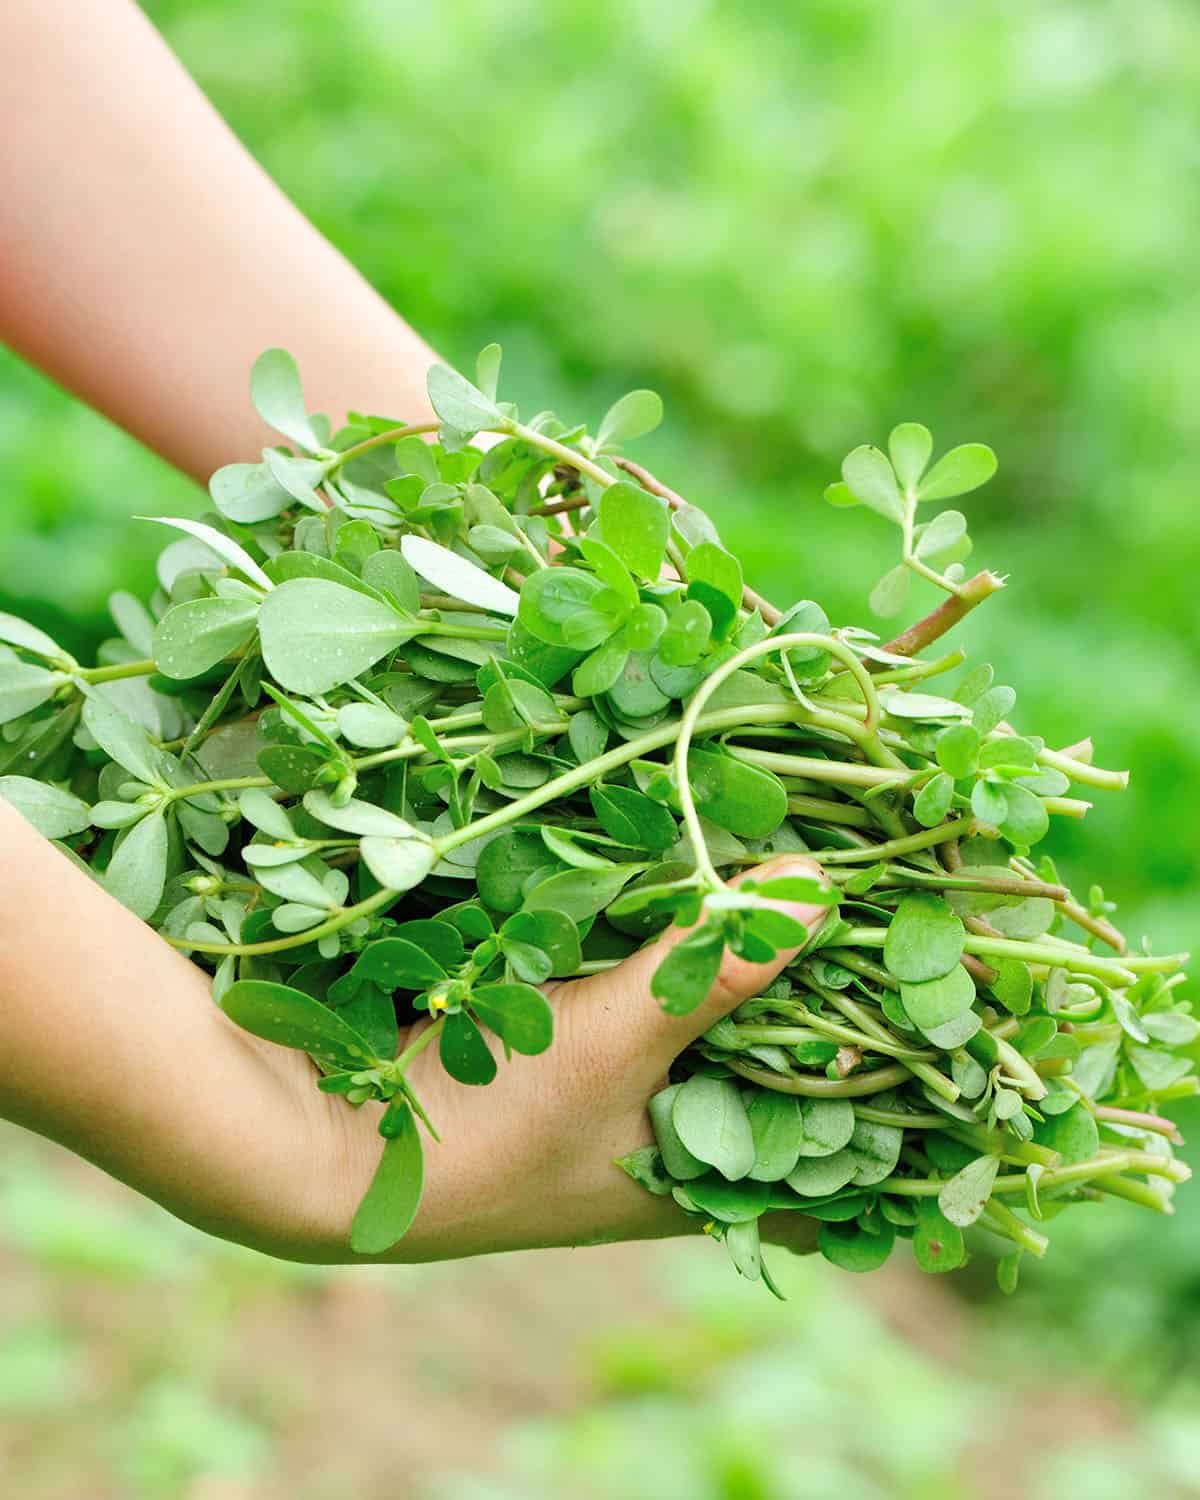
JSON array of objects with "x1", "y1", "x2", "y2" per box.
[
  {"x1": 440, "y1": 1010, "x2": 498, "y2": 1085},
  {"x1": 0, "y1": 660, "x2": 58, "y2": 725},
  {"x1": 651, "y1": 925, "x2": 725, "y2": 1016},
  {"x1": 745, "y1": 1091, "x2": 804, "y2": 1182},
  {"x1": 784, "y1": 1150, "x2": 857, "y2": 1197},
  {"x1": 353, "y1": 937, "x2": 448, "y2": 991},
  {"x1": 795, "y1": 1097, "x2": 856, "y2": 1158},
  {"x1": 475, "y1": 343, "x2": 503, "y2": 401},
  {"x1": 572, "y1": 642, "x2": 629, "y2": 698},
  {"x1": 337, "y1": 703, "x2": 407, "y2": 749},
  {"x1": 687, "y1": 749, "x2": 787, "y2": 838},
  {"x1": 616, "y1": 1146, "x2": 674, "y2": 1197},
  {"x1": 303, "y1": 791, "x2": 417, "y2": 838},
  {"x1": 971, "y1": 779, "x2": 1010, "y2": 828},
  {"x1": 82, "y1": 692, "x2": 170, "y2": 786},
  {"x1": 818, "y1": 1216, "x2": 895, "y2": 1272},
  {"x1": 471, "y1": 982, "x2": 554, "y2": 1054},
  {"x1": 880, "y1": 690, "x2": 971, "y2": 722},
  {"x1": 868, "y1": 564, "x2": 910, "y2": 619},
  {"x1": 350, "y1": 1105, "x2": 424, "y2": 1254},
  {"x1": 153, "y1": 598, "x2": 258, "y2": 680},
  {"x1": 685, "y1": 543, "x2": 742, "y2": 610},
  {"x1": 937, "y1": 1153, "x2": 1000, "y2": 1228},
  {"x1": 672, "y1": 1075, "x2": 755, "y2": 1181},
  {"x1": 972, "y1": 685, "x2": 1017, "y2": 736},
  {"x1": 139, "y1": 515, "x2": 273, "y2": 592},
  {"x1": 426, "y1": 363, "x2": 505, "y2": 434},
  {"x1": 990, "y1": 958, "x2": 1033, "y2": 1016},
  {"x1": 649, "y1": 1085, "x2": 708, "y2": 1180},
  {"x1": 0, "y1": 776, "x2": 91, "y2": 838},
  {"x1": 250, "y1": 348, "x2": 322, "y2": 452},
  {"x1": 884, "y1": 893, "x2": 966, "y2": 982},
  {"x1": 590, "y1": 783, "x2": 677, "y2": 851},
  {"x1": 917, "y1": 443, "x2": 998, "y2": 502},
  {"x1": 519, "y1": 567, "x2": 611, "y2": 648},
  {"x1": 888, "y1": 422, "x2": 933, "y2": 490},
  {"x1": 596, "y1": 390, "x2": 664, "y2": 450},
  {"x1": 841, "y1": 445, "x2": 902, "y2": 522},
  {"x1": 913, "y1": 772, "x2": 955, "y2": 827},
  {"x1": 900, "y1": 964, "x2": 975, "y2": 1031},
  {"x1": 912, "y1": 1198, "x2": 966, "y2": 1273},
  {"x1": 1032, "y1": 1102, "x2": 1099, "y2": 1165},
  {"x1": 998, "y1": 783, "x2": 1050, "y2": 847},
  {"x1": 823, "y1": 481, "x2": 859, "y2": 508},
  {"x1": 915, "y1": 509, "x2": 967, "y2": 560},
  {"x1": 0, "y1": 611, "x2": 68, "y2": 661},
  {"x1": 258, "y1": 579, "x2": 416, "y2": 695},
  {"x1": 657, "y1": 599, "x2": 713, "y2": 668},
  {"x1": 597, "y1": 481, "x2": 669, "y2": 580},
  {"x1": 845, "y1": 1114, "x2": 903, "y2": 1186},
  {"x1": 210, "y1": 460, "x2": 293, "y2": 524},
  {"x1": 522, "y1": 865, "x2": 636, "y2": 923},
  {"x1": 935, "y1": 723, "x2": 981, "y2": 778},
  {"x1": 500, "y1": 909, "x2": 581, "y2": 977},
  {"x1": 361, "y1": 549, "x2": 421, "y2": 613},
  {"x1": 683, "y1": 1174, "x2": 768, "y2": 1223},
  {"x1": 108, "y1": 591, "x2": 155, "y2": 654},
  {"x1": 360, "y1": 835, "x2": 436, "y2": 893},
  {"x1": 399, "y1": 535, "x2": 520, "y2": 616},
  {"x1": 221, "y1": 979, "x2": 379, "y2": 1070}
]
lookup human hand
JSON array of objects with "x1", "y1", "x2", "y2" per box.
[{"x1": 0, "y1": 803, "x2": 824, "y2": 1264}]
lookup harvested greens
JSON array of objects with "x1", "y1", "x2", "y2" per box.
[{"x1": 0, "y1": 346, "x2": 1192, "y2": 1291}]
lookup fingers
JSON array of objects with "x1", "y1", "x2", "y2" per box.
[{"x1": 560, "y1": 855, "x2": 831, "y2": 1085}]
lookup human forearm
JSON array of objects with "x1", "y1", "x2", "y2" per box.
[
  {"x1": 0, "y1": 801, "x2": 336, "y2": 1256},
  {"x1": 0, "y1": 0, "x2": 437, "y2": 481}
]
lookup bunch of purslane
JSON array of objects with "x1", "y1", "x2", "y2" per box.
[{"x1": 0, "y1": 347, "x2": 1192, "y2": 1294}]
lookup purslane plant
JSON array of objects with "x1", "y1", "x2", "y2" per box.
[{"x1": 0, "y1": 346, "x2": 1192, "y2": 1292}]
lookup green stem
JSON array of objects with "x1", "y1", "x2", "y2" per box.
[
  {"x1": 726, "y1": 745, "x2": 909, "y2": 789},
  {"x1": 79, "y1": 659, "x2": 158, "y2": 684},
  {"x1": 670, "y1": 631, "x2": 883, "y2": 888},
  {"x1": 726, "y1": 1059, "x2": 911, "y2": 1097},
  {"x1": 393, "y1": 1015, "x2": 446, "y2": 1072},
  {"x1": 435, "y1": 702, "x2": 806, "y2": 859},
  {"x1": 812, "y1": 820, "x2": 974, "y2": 866},
  {"x1": 1034, "y1": 744, "x2": 1129, "y2": 792},
  {"x1": 980, "y1": 1201, "x2": 1050, "y2": 1257},
  {"x1": 786, "y1": 795, "x2": 876, "y2": 828},
  {"x1": 163, "y1": 884, "x2": 397, "y2": 957},
  {"x1": 324, "y1": 421, "x2": 441, "y2": 471},
  {"x1": 509, "y1": 421, "x2": 616, "y2": 490},
  {"x1": 839, "y1": 926, "x2": 1184, "y2": 981}
]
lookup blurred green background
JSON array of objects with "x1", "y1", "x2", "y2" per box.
[{"x1": 3, "y1": 0, "x2": 1200, "y2": 1494}]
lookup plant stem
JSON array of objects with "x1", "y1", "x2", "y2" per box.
[
  {"x1": 393, "y1": 1015, "x2": 445, "y2": 1072},
  {"x1": 435, "y1": 701, "x2": 807, "y2": 858},
  {"x1": 838, "y1": 925, "x2": 1185, "y2": 982},
  {"x1": 509, "y1": 421, "x2": 615, "y2": 490},
  {"x1": 163, "y1": 884, "x2": 398, "y2": 957},
  {"x1": 726, "y1": 746, "x2": 909, "y2": 789},
  {"x1": 811, "y1": 820, "x2": 974, "y2": 865},
  {"x1": 79, "y1": 659, "x2": 158, "y2": 684},
  {"x1": 668, "y1": 631, "x2": 884, "y2": 888},
  {"x1": 324, "y1": 421, "x2": 441, "y2": 471},
  {"x1": 726, "y1": 1059, "x2": 911, "y2": 1097},
  {"x1": 881, "y1": 570, "x2": 1007, "y2": 659}
]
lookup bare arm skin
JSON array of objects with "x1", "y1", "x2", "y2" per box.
[{"x1": 0, "y1": 0, "x2": 437, "y2": 481}]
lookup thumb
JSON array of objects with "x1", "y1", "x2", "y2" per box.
[{"x1": 562, "y1": 855, "x2": 832, "y2": 1086}]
